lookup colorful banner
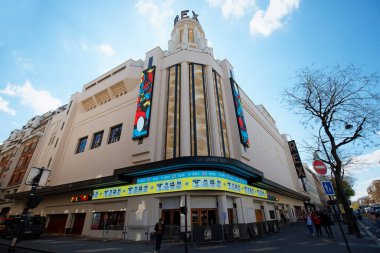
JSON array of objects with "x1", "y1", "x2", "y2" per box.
[
  {"x1": 93, "y1": 176, "x2": 267, "y2": 200},
  {"x1": 230, "y1": 78, "x2": 250, "y2": 147},
  {"x1": 137, "y1": 170, "x2": 247, "y2": 184},
  {"x1": 132, "y1": 66, "x2": 156, "y2": 139}
]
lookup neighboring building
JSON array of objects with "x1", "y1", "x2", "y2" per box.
[
  {"x1": 0, "y1": 106, "x2": 67, "y2": 217},
  {"x1": 367, "y1": 180, "x2": 380, "y2": 204},
  {"x1": 303, "y1": 166, "x2": 323, "y2": 210},
  {"x1": 5, "y1": 11, "x2": 308, "y2": 240},
  {"x1": 357, "y1": 196, "x2": 371, "y2": 207}
]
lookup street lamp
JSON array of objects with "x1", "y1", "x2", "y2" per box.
[{"x1": 8, "y1": 167, "x2": 50, "y2": 253}]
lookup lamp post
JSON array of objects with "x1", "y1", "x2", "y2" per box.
[{"x1": 8, "y1": 167, "x2": 50, "y2": 253}]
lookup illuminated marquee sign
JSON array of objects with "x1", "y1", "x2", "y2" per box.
[
  {"x1": 136, "y1": 170, "x2": 247, "y2": 184},
  {"x1": 93, "y1": 176, "x2": 267, "y2": 200},
  {"x1": 132, "y1": 66, "x2": 156, "y2": 140},
  {"x1": 230, "y1": 78, "x2": 250, "y2": 147},
  {"x1": 71, "y1": 195, "x2": 92, "y2": 203}
]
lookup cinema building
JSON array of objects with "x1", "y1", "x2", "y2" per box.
[{"x1": 6, "y1": 12, "x2": 308, "y2": 240}]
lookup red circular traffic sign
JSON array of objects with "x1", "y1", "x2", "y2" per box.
[{"x1": 313, "y1": 160, "x2": 327, "y2": 175}]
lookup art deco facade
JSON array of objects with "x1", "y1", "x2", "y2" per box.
[{"x1": 2, "y1": 12, "x2": 308, "y2": 240}]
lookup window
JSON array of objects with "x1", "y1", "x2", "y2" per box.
[
  {"x1": 76, "y1": 136, "x2": 88, "y2": 154},
  {"x1": 54, "y1": 138, "x2": 59, "y2": 148},
  {"x1": 189, "y1": 63, "x2": 210, "y2": 156},
  {"x1": 91, "y1": 131, "x2": 104, "y2": 149},
  {"x1": 269, "y1": 210, "x2": 276, "y2": 220},
  {"x1": 91, "y1": 211, "x2": 125, "y2": 230},
  {"x1": 61, "y1": 122, "x2": 65, "y2": 130},
  {"x1": 213, "y1": 70, "x2": 230, "y2": 157},
  {"x1": 108, "y1": 124, "x2": 122, "y2": 144},
  {"x1": 189, "y1": 29, "x2": 194, "y2": 43},
  {"x1": 165, "y1": 65, "x2": 181, "y2": 159},
  {"x1": 47, "y1": 157, "x2": 52, "y2": 168}
]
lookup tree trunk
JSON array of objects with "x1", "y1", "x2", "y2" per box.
[{"x1": 334, "y1": 176, "x2": 361, "y2": 237}]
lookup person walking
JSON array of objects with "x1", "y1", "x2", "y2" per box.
[
  {"x1": 154, "y1": 218, "x2": 165, "y2": 253},
  {"x1": 311, "y1": 212, "x2": 323, "y2": 236},
  {"x1": 305, "y1": 213, "x2": 314, "y2": 236},
  {"x1": 320, "y1": 211, "x2": 334, "y2": 238}
]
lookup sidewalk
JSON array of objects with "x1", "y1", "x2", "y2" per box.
[{"x1": 0, "y1": 222, "x2": 379, "y2": 253}]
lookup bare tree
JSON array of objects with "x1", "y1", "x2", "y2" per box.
[{"x1": 284, "y1": 65, "x2": 380, "y2": 237}]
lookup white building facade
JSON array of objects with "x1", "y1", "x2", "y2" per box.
[{"x1": 6, "y1": 12, "x2": 308, "y2": 240}]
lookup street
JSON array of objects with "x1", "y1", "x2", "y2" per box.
[{"x1": 0, "y1": 221, "x2": 379, "y2": 253}]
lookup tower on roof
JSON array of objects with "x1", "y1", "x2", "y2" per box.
[{"x1": 167, "y1": 10, "x2": 213, "y2": 57}]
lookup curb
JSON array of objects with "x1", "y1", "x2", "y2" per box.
[{"x1": 0, "y1": 242, "x2": 55, "y2": 253}]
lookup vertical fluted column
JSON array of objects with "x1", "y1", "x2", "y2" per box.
[
  {"x1": 205, "y1": 65, "x2": 221, "y2": 156},
  {"x1": 156, "y1": 68, "x2": 168, "y2": 160},
  {"x1": 180, "y1": 61, "x2": 191, "y2": 157}
]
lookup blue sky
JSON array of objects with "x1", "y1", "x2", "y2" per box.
[{"x1": 0, "y1": 0, "x2": 379, "y2": 200}]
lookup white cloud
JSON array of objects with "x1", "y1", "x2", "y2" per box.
[
  {"x1": 135, "y1": 0, "x2": 174, "y2": 31},
  {"x1": 0, "y1": 96, "x2": 16, "y2": 115},
  {"x1": 80, "y1": 41, "x2": 88, "y2": 51},
  {"x1": 249, "y1": 0, "x2": 300, "y2": 37},
  {"x1": 208, "y1": 0, "x2": 300, "y2": 37},
  {"x1": 208, "y1": 0, "x2": 257, "y2": 19},
  {"x1": 98, "y1": 43, "x2": 116, "y2": 56},
  {"x1": 12, "y1": 51, "x2": 34, "y2": 70},
  {"x1": 346, "y1": 149, "x2": 380, "y2": 174},
  {"x1": 0, "y1": 81, "x2": 62, "y2": 115}
]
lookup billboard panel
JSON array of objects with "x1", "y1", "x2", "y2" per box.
[
  {"x1": 230, "y1": 78, "x2": 250, "y2": 147},
  {"x1": 132, "y1": 66, "x2": 156, "y2": 139}
]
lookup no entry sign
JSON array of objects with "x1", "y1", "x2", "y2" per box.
[{"x1": 313, "y1": 160, "x2": 327, "y2": 175}]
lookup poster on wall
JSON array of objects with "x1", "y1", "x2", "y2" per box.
[
  {"x1": 230, "y1": 78, "x2": 250, "y2": 147},
  {"x1": 132, "y1": 66, "x2": 156, "y2": 140}
]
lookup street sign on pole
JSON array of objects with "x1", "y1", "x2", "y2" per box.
[
  {"x1": 321, "y1": 181, "x2": 335, "y2": 195},
  {"x1": 313, "y1": 160, "x2": 327, "y2": 175}
]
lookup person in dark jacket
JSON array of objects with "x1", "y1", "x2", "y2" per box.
[
  {"x1": 320, "y1": 211, "x2": 333, "y2": 238},
  {"x1": 154, "y1": 218, "x2": 165, "y2": 253}
]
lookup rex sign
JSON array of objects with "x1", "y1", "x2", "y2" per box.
[{"x1": 288, "y1": 140, "x2": 306, "y2": 178}]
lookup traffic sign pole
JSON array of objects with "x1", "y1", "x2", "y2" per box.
[{"x1": 329, "y1": 195, "x2": 352, "y2": 253}]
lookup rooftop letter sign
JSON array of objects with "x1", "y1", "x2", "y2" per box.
[
  {"x1": 287, "y1": 140, "x2": 306, "y2": 178},
  {"x1": 132, "y1": 66, "x2": 156, "y2": 140},
  {"x1": 174, "y1": 10, "x2": 199, "y2": 26},
  {"x1": 230, "y1": 78, "x2": 250, "y2": 147}
]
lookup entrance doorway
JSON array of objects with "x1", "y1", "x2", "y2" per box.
[
  {"x1": 162, "y1": 209, "x2": 180, "y2": 238},
  {"x1": 255, "y1": 209, "x2": 264, "y2": 222},
  {"x1": 46, "y1": 214, "x2": 68, "y2": 234},
  {"x1": 228, "y1": 208, "x2": 235, "y2": 224},
  {"x1": 72, "y1": 213, "x2": 86, "y2": 234},
  {"x1": 191, "y1": 209, "x2": 217, "y2": 225}
]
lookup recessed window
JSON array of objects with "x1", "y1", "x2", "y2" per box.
[
  {"x1": 91, "y1": 131, "x2": 104, "y2": 149},
  {"x1": 189, "y1": 29, "x2": 194, "y2": 43},
  {"x1": 76, "y1": 136, "x2": 88, "y2": 154},
  {"x1": 108, "y1": 124, "x2": 122, "y2": 144}
]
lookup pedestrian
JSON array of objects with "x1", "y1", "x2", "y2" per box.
[
  {"x1": 320, "y1": 211, "x2": 333, "y2": 238},
  {"x1": 311, "y1": 212, "x2": 323, "y2": 236},
  {"x1": 154, "y1": 218, "x2": 165, "y2": 253},
  {"x1": 305, "y1": 213, "x2": 314, "y2": 236},
  {"x1": 281, "y1": 212, "x2": 286, "y2": 223}
]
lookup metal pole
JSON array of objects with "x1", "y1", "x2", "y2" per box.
[
  {"x1": 329, "y1": 195, "x2": 351, "y2": 253},
  {"x1": 8, "y1": 184, "x2": 37, "y2": 253},
  {"x1": 184, "y1": 194, "x2": 188, "y2": 253}
]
